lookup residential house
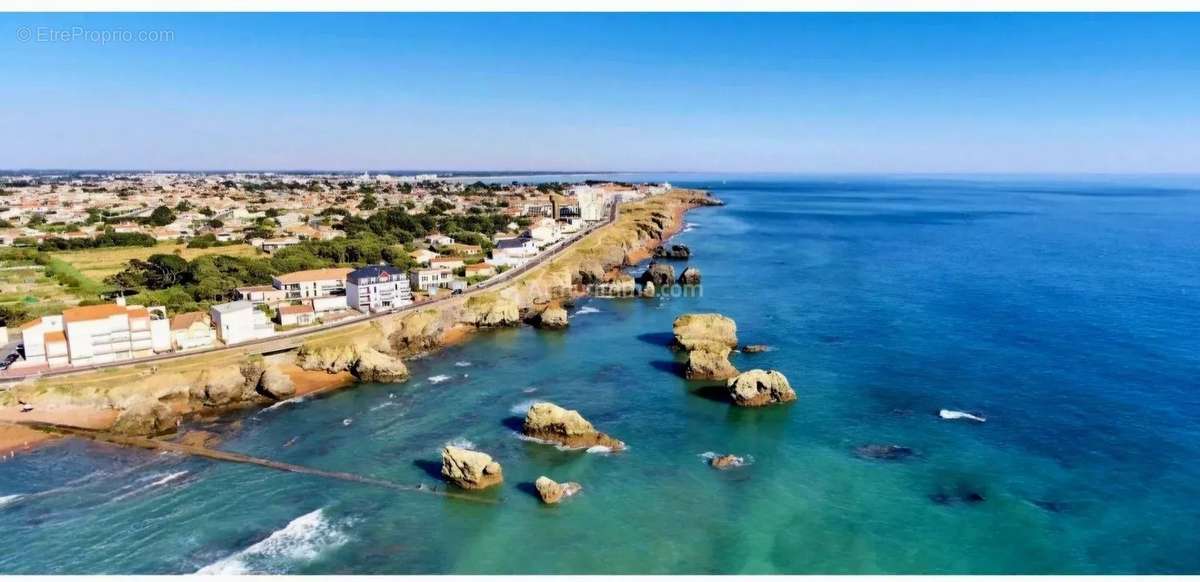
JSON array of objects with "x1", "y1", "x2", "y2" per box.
[
  {"x1": 409, "y1": 267, "x2": 453, "y2": 293},
  {"x1": 465, "y1": 263, "x2": 497, "y2": 278},
  {"x1": 210, "y1": 301, "x2": 275, "y2": 345},
  {"x1": 311, "y1": 295, "x2": 349, "y2": 313},
  {"x1": 490, "y1": 237, "x2": 538, "y2": 268},
  {"x1": 527, "y1": 217, "x2": 562, "y2": 244},
  {"x1": 425, "y1": 234, "x2": 454, "y2": 248},
  {"x1": 236, "y1": 285, "x2": 287, "y2": 305},
  {"x1": 429, "y1": 256, "x2": 465, "y2": 271},
  {"x1": 448, "y1": 243, "x2": 483, "y2": 256},
  {"x1": 277, "y1": 304, "x2": 317, "y2": 327},
  {"x1": 170, "y1": 311, "x2": 216, "y2": 351},
  {"x1": 254, "y1": 237, "x2": 301, "y2": 254},
  {"x1": 271, "y1": 268, "x2": 351, "y2": 300},
  {"x1": 346, "y1": 265, "x2": 412, "y2": 313},
  {"x1": 409, "y1": 249, "x2": 439, "y2": 266}
]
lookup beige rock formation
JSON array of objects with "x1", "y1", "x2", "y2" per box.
[
  {"x1": 258, "y1": 365, "x2": 297, "y2": 400},
  {"x1": 685, "y1": 348, "x2": 738, "y2": 381},
  {"x1": 727, "y1": 369, "x2": 796, "y2": 407},
  {"x1": 672, "y1": 313, "x2": 740, "y2": 380},
  {"x1": 678, "y1": 266, "x2": 702, "y2": 285},
  {"x1": 710, "y1": 454, "x2": 744, "y2": 469},
  {"x1": 351, "y1": 347, "x2": 410, "y2": 383},
  {"x1": 522, "y1": 402, "x2": 625, "y2": 450},
  {"x1": 535, "y1": 304, "x2": 569, "y2": 329},
  {"x1": 440, "y1": 446, "x2": 504, "y2": 490},
  {"x1": 640, "y1": 280, "x2": 656, "y2": 298},
  {"x1": 534, "y1": 476, "x2": 583, "y2": 504},
  {"x1": 111, "y1": 401, "x2": 179, "y2": 436}
]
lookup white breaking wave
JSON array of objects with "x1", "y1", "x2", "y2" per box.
[
  {"x1": 111, "y1": 470, "x2": 190, "y2": 502},
  {"x1": 196, "y1": 508, "x2": 350, "y2": 575},
  {"x1": 369, "y1": 401, "x2": 396, "y2": 412},
  {"x1": 513, "y1": 433, "x2": 623, "y2": 454},
  {"x1": 522, "y1": 386, "x2": 538, "y2": 394},
  {"x1": 509, "y1": 399, "x2": 543, "y2": 415},
  {"x1": 262, "y1": 395, "x2": 309, "y2": 413},
  {"x1": 0, "y1": 494, "x2": 22, "y2": 507},
  {"x1": 428, "y1": 374, "x2": 452, "y2": 384},
  {"x1": 444, "y1": 437, "x2": 477, "y2": 451},
  {"x1": 454, "y1": 361, "x2": 472, "y2": 367},
  {"x1": 572, "y1": 306, "x2": 601, "y2": 317},
  {"x1": 939, "y1": 409, "x2": 986, "y2": 423},
  {"x1": 585, "y1": 445, "x2": 613, "y2": 455},
  {"x1": 682, "y1": 222, "x2": 699, "y2": 233}
]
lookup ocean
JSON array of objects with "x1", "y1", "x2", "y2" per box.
[{"x1": 2, "y1": 175, "x2": 1199, "y2": 574}]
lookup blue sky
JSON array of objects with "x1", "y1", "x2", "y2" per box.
[{"x1": 1, "y1": 13, "x2": 1198, "y2": 173}]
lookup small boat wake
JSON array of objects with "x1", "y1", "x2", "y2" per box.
[{"x1": 195, "y1": 508, "x2": 351, "y2": 575}]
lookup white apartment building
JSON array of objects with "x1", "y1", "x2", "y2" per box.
[
  {"x1": 347, "y1": 265, "x2": 412, "y2": 313},
  {"x1": 409, "y1": 267, "x2": 454, "y2": 293},
  {"x1": 19, "y1": 303, "x2": 170, "y2": 368},
  {"x1": 210, "y1": 301, "x2": 276, "y2": 345},
  {"x1": 271, "y1": 268, "x2": 352, "y2": 300},
  {"x1": 490, "y1": 237, "x2": 539, "y2": 268}
]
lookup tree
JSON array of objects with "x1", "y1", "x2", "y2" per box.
[
  {"x1": 360, "y1": 193, "x2": 379, "y2": 211},
  {"x1": 148, "y1": 205, "x2": 177, "y2": 227}
]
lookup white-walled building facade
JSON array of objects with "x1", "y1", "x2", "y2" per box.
[{"x1": 347, "y1": 265, "x2": 412, "y2": 313}]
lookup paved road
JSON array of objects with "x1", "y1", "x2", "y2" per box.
[{"x1": 0, "y1": 200, "x2": 619, "y2": 385}]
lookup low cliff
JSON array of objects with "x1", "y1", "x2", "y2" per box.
[{"x1": 0, "y1": 189, "x2": 714, "y2": 432}]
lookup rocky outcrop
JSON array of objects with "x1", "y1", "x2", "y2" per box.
[
  {"x1": 461, "y1": 295, "x2": 521, "y2": 328},
  {"x1": 523, "y1": 402, "x2": 625, "y2": 450},
  {"x1": 638, "y1": 262, "x2": 675, "y2": 287},
  {"x1": 742, "y1": 344, "x2": 770, "y2": 353},
  {"x1": 678, "y1": 266, "x2": 701, "y2": 285},
  {"x1": 654, "y1": 244, "x2": 691, "y2": 260},
  {"x1": 534, "y1": 304, "x2": 569, "y2": 329},
  {"x1": 534, "y1": 476, "x2": 583, "y2": 504},
  {"x1": 111, "y1": 401, "x2": 179, "y2": 436},
  {"x1": 387, "y1": 309, "x2": 446, "y2": 354},
  {"x1": 573, "y1": 259, "x2": 606, "y2": 285},
  {"x1": 192, "y1": 366, "x2": 248, "y2": 406},
  {"x1": 593, "y1": 273, "x2": 635, "y2": 297},
  {"x1": 710, "y1": 454, "x2": 745, "y2": 470},
  {"x1": 440, "y1": 446, "x2": 504, "y2": 490},
  {"x1": 673, "y1": 313, "x2": 738, "y2": 351},
  {"x1": 727, "y1": 369, "x2": 795, "y2": 407},
  {"x1": 673, "y1": 313, "x2": 739, "y2": 380},
  {"x1": 351, "y1": 348, "x2": 410, "y2": 382},
  {"x1": 257, "y1": 365, "x2": 296, "y2": 400},
  {"x1": 640, "y1": 280, "x2": 656, "y2": 298},
  {"x1": 298, "y1": 343, "x2": 409, "y2": 384}
]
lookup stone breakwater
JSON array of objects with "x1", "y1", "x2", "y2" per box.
[{"x1": 0, "y1": 189, "x2": 717, "y2": 438}]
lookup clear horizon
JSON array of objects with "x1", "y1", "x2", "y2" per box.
[{"x1": 3, "y1": 13, "x2": 1199, "y2": 173}]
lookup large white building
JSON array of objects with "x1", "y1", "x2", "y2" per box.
[
  {"x1": 409, "y1": 267, "x2": 454, "y2": 293},
  {"x1": 490, "y1": 237, "x2": 539, "y2": 268},
  {"x1": 271, "y1": 268, "x2": 351, "y2": 300},
  {"x1": 18, "y1": 302, "x2": 171, "y2": 368},
  {"x1": 346, "y1": 265, "x2": 412, "y2": 313},
  {"x1": 210, "y1": 301, "x2": 276, "y2": 345}
]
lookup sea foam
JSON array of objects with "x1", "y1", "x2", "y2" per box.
[
  {"x1": 196, "y1": 508, "x2": 349, "y2": 575},
  {"x1": 509, "y1": 399, "x2": 543, "y2": 415},
  {"x1": 939, "y1": 409, "x2": 986, "y2": 423},
  {"x1": 0, "y1": 494, "x2": 22, "y2": 507},
  {"x1": 454, "y1": 361, "x2": 472, "y2": 367},
  {"x1": 428, "y1": 374, "x2": 452, "y2": 384}
]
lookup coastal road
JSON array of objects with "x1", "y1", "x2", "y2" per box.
[{"x1": 0, "y1": 199, "x2": 620, "y2": 385}]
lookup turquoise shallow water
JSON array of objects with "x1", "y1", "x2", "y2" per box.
[{"x1": 2, "y1": 175, "x2": 1200, "y2": 574}]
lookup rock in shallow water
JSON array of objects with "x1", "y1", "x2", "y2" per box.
[
  {"x1": 638, "y1": 262, "x2": 676, "y2": 287},
  {"x1": 535, "y1": 304, "x2": 569, "y2": 329},
  {"x1": 678, "y1": 266, "x2": 702, "y2": 285},
  {"x1": 111, "y1": 401, "x2": 180, "y2": 436},
  {"x1": 854, "y1": 444, "x2": 915, "y2": 460},
  {"x1": 534, "y1": 476, "x2": 583, "y2": 504},
  {"x1": 440, "y1": 446, "x2": 504, "y2": 490},
  {"x1": 523, "y1": 402, "x2": 625, "y2": 450},
  {"x1": 653, "y1": 244, "x2": 691, "y2": 260},
  {"x1": 709, "y1": 454, "x2": 745, "y2": 470},
  {"x1": 741, "y1": 344, "x2": 770, "y2": 353},
  {"x1": 726, "y1": 369, "x2": 795, "y2": 407}
]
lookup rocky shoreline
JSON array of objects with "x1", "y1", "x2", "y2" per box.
[{"x1": 0, "y1": 188, "x2": 719, "y2": 454}]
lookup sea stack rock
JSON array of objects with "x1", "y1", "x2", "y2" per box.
[
  {"x1": 672, "y1": 313, "x2": 739, "y2": 380},
  {"x1": 523, "y1": 402, "x2": 625, "y2": 450},
  {"x1": 257, "y1": 365, "x2": 297, "y2": 400},
  {"x1": 741, "y1": 344, "x2": 770, "y2": 353},
  {"x1": 351, "y1": 347, "x2": 410, "y2": 383},
  {"x1": 440, "y1": 446, "x2": 504, "y2": 490},
  {"x1": 654, "y1": 244, "x2": 692, "y2": 260},
  {"x1": 534, "y1": 476, "x2": 583, "y2": 504},
  {"x1": 595, "y1": 273, "x2": 636, "y2": 298},
  {"x1": 678, "y1": 266, "x2": 702, "y2": 285},
  {"x1": 638, "y1": 262, "x2": 676, "y2": 287},
  {"x1": 726, "y1": 369, "x2": 796, "y2": 407},
  {"x1": 640, "y1": 280, "x2": 656, "y2": 298},
  {"x1": 535, "y1": 304, "x2": 569, "y2": 329}
]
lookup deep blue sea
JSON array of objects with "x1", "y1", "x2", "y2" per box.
[{"x1": 2, "y1": 175, "x2": 1199, "y2": 574}]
